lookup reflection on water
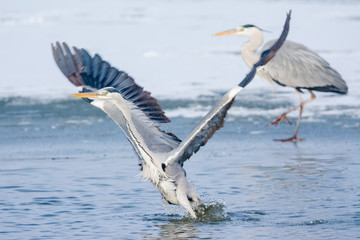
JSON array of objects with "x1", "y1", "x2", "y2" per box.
[
  {"x1": 139, "y1": 200, "x2": 230, "y2": 239},
  {"x1": 139, "y1": 214, "x2": 201, "y2": 239},
  {"x1": 157, "y1": 222, "x2": 200, "y2": 240}
]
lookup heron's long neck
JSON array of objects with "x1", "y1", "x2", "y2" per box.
[{"x1": 241, "y1": 29, "x2": 263, "y2": 67}]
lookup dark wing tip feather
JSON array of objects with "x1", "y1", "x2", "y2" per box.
[
  {"x1": 52, "y1": 42, "x2": 170, "y2": 123},
  {"x1": 52, "y1": 41, "x2": 85, "y2": 87},
  {"x1": 239, "y1": 10, "x2": 291, "y2": 88},
  {"x1": 258, "y1": 10, "x2": 291, "y2": 66}
]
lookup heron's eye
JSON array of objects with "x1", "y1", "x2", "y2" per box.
[
  {"x1": 241, "y1": 27, "x2": 244, "y2": 31},
  {"x1": 104, "y1": 90, "x2": 109, "y2": 95}
]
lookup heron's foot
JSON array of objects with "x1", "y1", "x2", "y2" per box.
[
  {"x1": 274, "y1": 136, "x2": 304, "y2": 142},
  {"x1": 267, "y1": 113, "x2": 291, "y2": 127}
]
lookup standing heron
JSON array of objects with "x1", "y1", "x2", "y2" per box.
[
  {"x1": 52, "y1": 12, "x2": 290, "y2": 218},
  {"x1": 214, "y1": 19, "x2": 348, "y2": 142}
]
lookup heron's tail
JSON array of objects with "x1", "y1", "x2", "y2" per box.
[{"x1": 307, "y1": 85, "x2": 348, "y2": 95}]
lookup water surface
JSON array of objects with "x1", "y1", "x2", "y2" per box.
[{"x1": 0, "y1": 97, "x2": 359, "y2": 239}]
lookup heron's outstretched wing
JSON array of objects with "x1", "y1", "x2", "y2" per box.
[
  {"x1": 260, "y1": 39, "x2": 348, "y2": 94},
  {"x1": 163, "y1": 11, "x2": 291, "y2": 167},
  {"x1": 52, "y1": 42, "x2": 170, "y2": 123}
]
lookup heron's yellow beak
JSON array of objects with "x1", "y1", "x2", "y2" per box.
[
  {"x1": 213, "y1": 29, "x2": 237, "y2": 36},
  {"x1": 72, "y1": 92, "x2": 101, "y2": 98}
]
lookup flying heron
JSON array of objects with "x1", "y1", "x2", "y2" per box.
[
  {"x1": 214, "y1": 18, "x2": 348, "y2": 142},
  {"x1": 52, "y1": 12, "x2": 290, "y2": 218}
]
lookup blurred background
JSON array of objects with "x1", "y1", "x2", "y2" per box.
[{"x1": 0, "y1": 0, "x2": 359, "y2": 101}]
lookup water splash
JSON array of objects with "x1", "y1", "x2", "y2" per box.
[
  {"x1": 193, "y1": 199, "x2": 230, "y2": 222},
  {"x1": 158, "y1": 199, "x2": 230, "y2": 223}
]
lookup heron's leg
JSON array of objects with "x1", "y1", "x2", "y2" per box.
[
  {"x1": 274, "y1": 90, "x2": 316, "y2": 142},
  {"x1": 267, "y1": 90, "x2": 316, "y2": 127}
]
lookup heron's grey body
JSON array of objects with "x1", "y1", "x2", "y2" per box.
[
  {"x1": 215, "y1": 23, "x2": 347, "y2": 141},
  {"x1": 52, "y1": 11, "x2": 290, "y2": 218},
  {"x1": 243, "y1": 28, "x2": 347, "y2": 93}
]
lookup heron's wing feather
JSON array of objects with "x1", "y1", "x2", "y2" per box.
[
  {"x1": 129, "y1": 103, "x2": 182, "y2": 153},
  {"x1": 165, "y1": 86, "x2": 242, "y2": 165},
  {"x1": 99, "y1": 100, "x2": 181, "y2": 156},
  {"x1": 261, "y1": 40, "x2": 348, "y2": 93},
  {"x1": 164, "y1": 11, "x2": 291, "y2": 166},
  {"x1": 52, "y1": 42, "x2": 171, "y2": 123}
]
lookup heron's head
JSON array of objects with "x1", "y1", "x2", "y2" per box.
[
  {"x1": 213, "y1": 24, "x2": 263, "y2": 37},
  {"x1": 72, "y1": 87, "x2": 120, "y2": 101}
]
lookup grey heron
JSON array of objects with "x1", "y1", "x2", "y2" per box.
[
  {"x1": 214, "y1": 19, "x2": 348, "y2": 142},
  {"x1": 52, "y1": 12, "x2": 290, "y2": 218}
]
